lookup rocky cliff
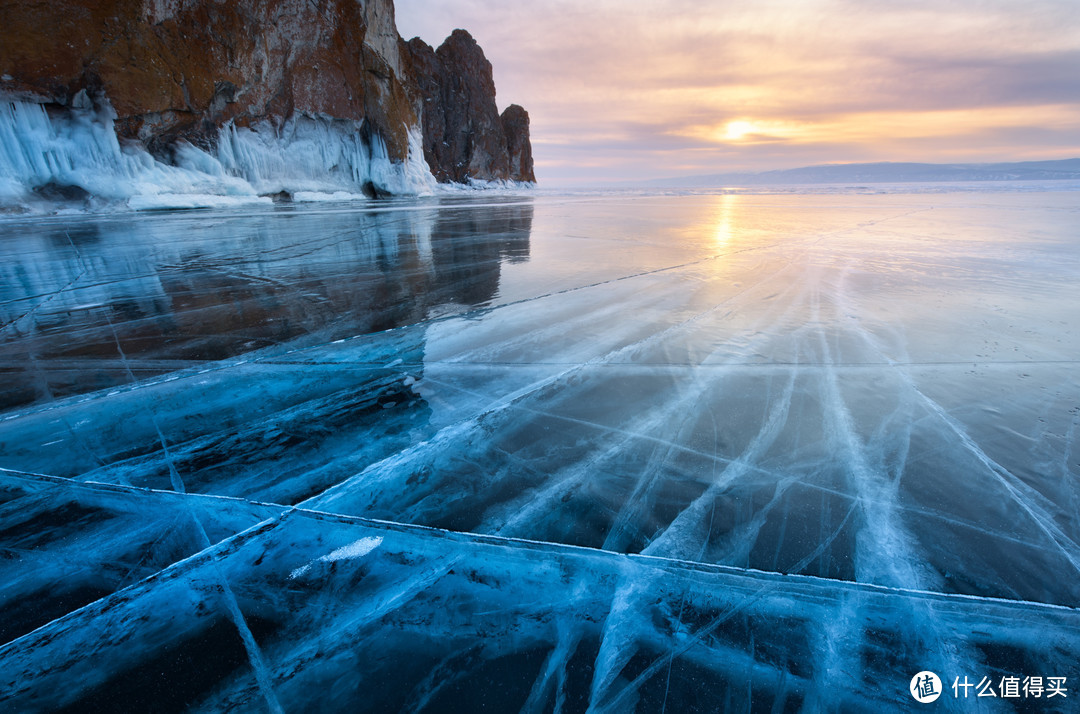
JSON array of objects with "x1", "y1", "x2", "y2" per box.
[
  {"x1": 402, "y1": 30, "x2": 534, "y2": 184},
  {"x1": 0, "y1": 0, "x2": 534, "y2": 196}
]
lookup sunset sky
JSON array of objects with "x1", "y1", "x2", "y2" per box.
[{"x1": 395, "y1": 1, "x2": 1080, "y2": 185}]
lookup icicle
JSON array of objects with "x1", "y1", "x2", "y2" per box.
[{"x1": 0, "y1": 99, "x2": 436, "y2": 211}]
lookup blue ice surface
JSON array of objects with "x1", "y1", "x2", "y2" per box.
[{"x1": 1, "y1": 186, "x2": 1079, "y2": 711}]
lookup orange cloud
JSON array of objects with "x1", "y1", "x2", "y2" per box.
[{"x1": 674, "y1": 105, "x2": 1080, "y2": 147}]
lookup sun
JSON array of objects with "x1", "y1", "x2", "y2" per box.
[{"x1": 724, "y1": 120, "x2": 756, "y2": 141}]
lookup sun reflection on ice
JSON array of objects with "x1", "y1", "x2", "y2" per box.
[{"x1": 712, "y1": 193, "x2": 740, "y2": 248}]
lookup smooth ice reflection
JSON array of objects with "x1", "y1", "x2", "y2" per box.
[
  {"x1": 0, "y1": 197, "x2": 532, "y2": 410},
  {"x1": 1, "y1": 189, "x2": 1079, "y2": 710}
]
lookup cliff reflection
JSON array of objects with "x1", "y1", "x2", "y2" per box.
[{"x1": 0, "y1": 198, "x2": 534, "y2": 410}]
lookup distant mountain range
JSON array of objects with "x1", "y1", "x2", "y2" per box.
[{"x1": 644, "y1": 158, "x2": 1080, "y2": 186}]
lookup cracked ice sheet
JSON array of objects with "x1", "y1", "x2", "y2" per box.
[
  {"x1": 0, "y1": 510, "x2": 1077, "y2": 712},
  {"x1": 305, "y1": 192, "x2": 1080, "y2": 607},
  {"x1": 0, "y1": 338, "x2": 429, "y2": 493},
  {"x1": 1, "y1": 189, "x2": 1080, "y2": 709},
  {"x1": 308, "y1": 359, "x2": 1080, "y2": 606},
  {"x1": 2, "y1": 191, "x2": 1078, "y2": 604},
  {"x1": 0, "y1": 468, "x2": 278, "y2": 648},
  {"x1": 0, "y1": 192, "x2": 989, "y2": 410}
]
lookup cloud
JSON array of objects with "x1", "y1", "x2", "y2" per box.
[{"x1": 394, "y1": 0, "x2": 1080, "y2": 182}]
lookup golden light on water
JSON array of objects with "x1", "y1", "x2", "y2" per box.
[{"x1": 712, "y1": 194, "x2": 739, "y2": 247}]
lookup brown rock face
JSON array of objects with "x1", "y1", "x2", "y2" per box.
[
  {"x1": 401, "y1": 37, "x2": 447, "y2": 176},
  {"x1": 402, "y1": 30, "x2": 534, "y2": 183},
  {"x1": 501, "y1": 104, "x2": 536, "y2": 183},
  {"x1": 0, "y1": 0, "x2": 418, "y2": 160},
  {"x1": 0, "y1": 1, "x2": 534, "y2": 186}
]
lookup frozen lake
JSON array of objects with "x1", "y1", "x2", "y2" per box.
[{"x1": 1, "y1": 188, "x2": 1079, "y2": 711}]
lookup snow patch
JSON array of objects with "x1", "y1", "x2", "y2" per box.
[{"x1": 289, "y1": 536, "x2": 384, "y2": 579}]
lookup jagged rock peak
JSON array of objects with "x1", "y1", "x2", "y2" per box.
[
  {"x1": 501, "y1": 104, "x2": 536, "y2": 184},
  {"x1": 402, "y1": 28, "x2": 535, "y2": 184}
]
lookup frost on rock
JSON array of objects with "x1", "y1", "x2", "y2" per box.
[
  {"x1": 0, "y1": 100, "x2": 436, "y2": 211},
  {"x1": 1, "y1": 191, "x2": 1078, "y2": 710}
]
